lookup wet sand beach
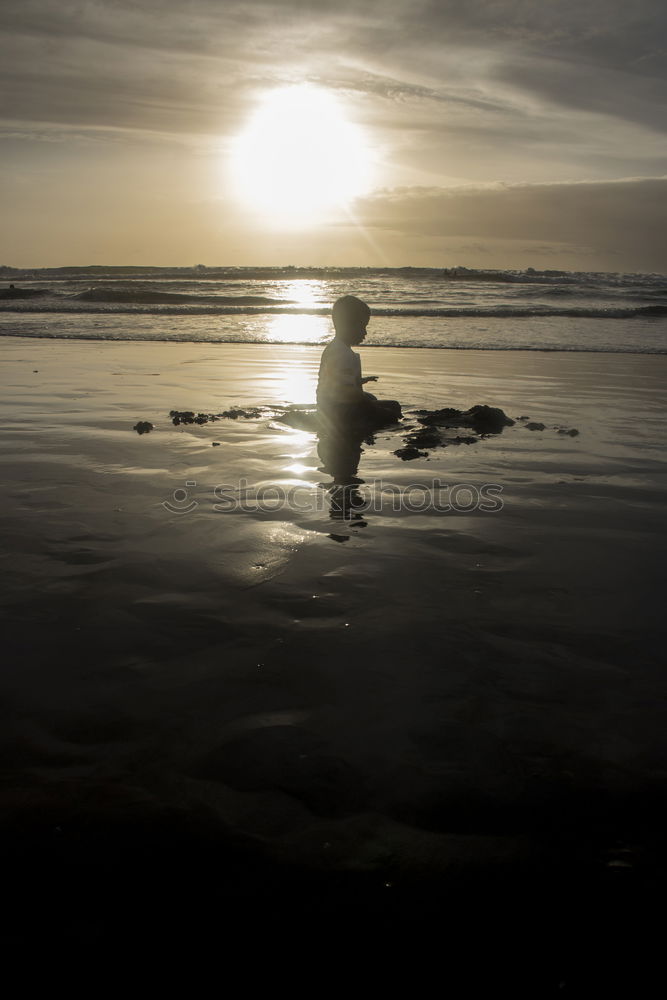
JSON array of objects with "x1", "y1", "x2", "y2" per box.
[{"x1": 2, "y1": 336, "x2": 667, "y2": 979}]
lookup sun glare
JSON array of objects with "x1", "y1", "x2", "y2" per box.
[{"x1": 230, "y1": 84, "x2": 373, "y2": 227}]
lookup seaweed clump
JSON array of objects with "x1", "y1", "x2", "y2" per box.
[
  {"x1": 169, "y1": 406, "x2": 269, "y2": 426},
  {"x1": 394, "y1": 404, "x2": 514, "y2": 460}
]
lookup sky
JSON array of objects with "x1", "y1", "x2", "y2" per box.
[{"x1": 1, "y1": 0, "x2": 666, "y2": 271}]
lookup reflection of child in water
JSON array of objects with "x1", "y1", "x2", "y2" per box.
[{"x1": 317, "y1": 296, "x2": 401, "y2": 425}]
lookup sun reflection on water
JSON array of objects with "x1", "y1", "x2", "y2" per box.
[
  {"x1": 283, "y1": 461, "x2": 312, "y2": 475},
  {"x1": 279, "y1": 280, "x2": 329, "y2": 308},
  {"x1": 264, "y1": 344, "x2": 321, "y2": 406},
  {"x1": 262, "y1": 313, "x2": 330, "y2": 345}
]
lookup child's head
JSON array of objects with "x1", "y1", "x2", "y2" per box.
[{"x1": 332, "y1": 295, "x2": 370, "y2": 345}]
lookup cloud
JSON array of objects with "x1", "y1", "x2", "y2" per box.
[
  {"x1": 2, "y1": 1, "x2": 665, "y2": 133},
  {"x1": 352, "y1": 177, "x2": 667, "y2": 270},
  {"x1": 1, "y1": 2, "x2": 665, "y2": 268},
  {"x1": 406, "y1": 1, "x2": 667, "y2": 72}
]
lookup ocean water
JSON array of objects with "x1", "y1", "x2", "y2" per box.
[{"x1": 1, "y1": 265, "x2": 666, "y2": 353}]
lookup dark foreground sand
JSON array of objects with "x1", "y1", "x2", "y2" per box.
[{"x1": 1, "y1": 336, "x2": 666, "y2": 980}]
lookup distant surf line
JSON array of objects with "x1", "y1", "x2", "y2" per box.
[{"x1": 1, "y1": 304, "x2": 666, "y2": 319}]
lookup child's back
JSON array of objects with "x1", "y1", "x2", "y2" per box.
[{"x1": 317, "y1": 335, "x2": 362, "y2": 406}]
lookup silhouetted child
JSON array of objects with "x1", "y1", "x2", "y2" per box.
[{"x1": 317, "y1": 295, "x2": 401, "y2": 427}]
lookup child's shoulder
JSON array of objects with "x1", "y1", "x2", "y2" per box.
[{"x1": 324, "y1": 337, "x2": 353, "y2": 354}]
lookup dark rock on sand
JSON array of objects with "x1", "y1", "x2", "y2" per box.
[
  {"x1": 133, "y1": 421, "x2": 154, "y2": 434},
  {"x1": 169, "y1": 406, "x2": 271, "y2": 425},
  {"x1": 557, "y1": 427, "x2": 580, "y2": 436},
  {"x1": 407, "y1": 427, "x2": 442, "y2": 449},
  {"x1": 394, "y1": 446, "x2": 429, "y2": 461},
  {"x1": 170, "y1": 409, "x2": 219, "y2": 425},
  {"x1": 220, "y1": 406, "x2": 267, "y2": 420},
  {"x1": 525, "y1": 422, "x2": 546, "y2": 431},
  {"x1": 170, "y1": 410, "x2": 196, "y2": 425},
  {"x1": 418, "y1": 404, "x2": 515, "y2": 435},
  {"x1": 396, "y1": 403, "x2": 512, "y2": 456},
  {"x1": 191, "y1": 725, "x2": 368, "y2": 818}
]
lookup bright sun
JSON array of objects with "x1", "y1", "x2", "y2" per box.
[{"x1": 230, "y1": 84, "x2": 373, "y2": 227}]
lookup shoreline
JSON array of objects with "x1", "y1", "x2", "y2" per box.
[{"x1": 3, "y1": 331, "x2": 667, "y2": 355}]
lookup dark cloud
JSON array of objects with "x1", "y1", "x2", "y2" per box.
[
  {"x1": 2, "y1": 1, "x2": 260, "y2": 54},
  {"x1": 416, "y1": 1, "x2": 667, "y2": 73},
  {"x1": 386, "y1": 3, "x2": 667, "y2": 135},
  {"x1": 494, "y1": 50, "x2": 666, "y2": 134},
  {"x1": 2, "y1": 2, "x2": 665, "y2": 130},
  {"x1": 353, "y1": 177, "x2": 667, "y2": 271}
]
